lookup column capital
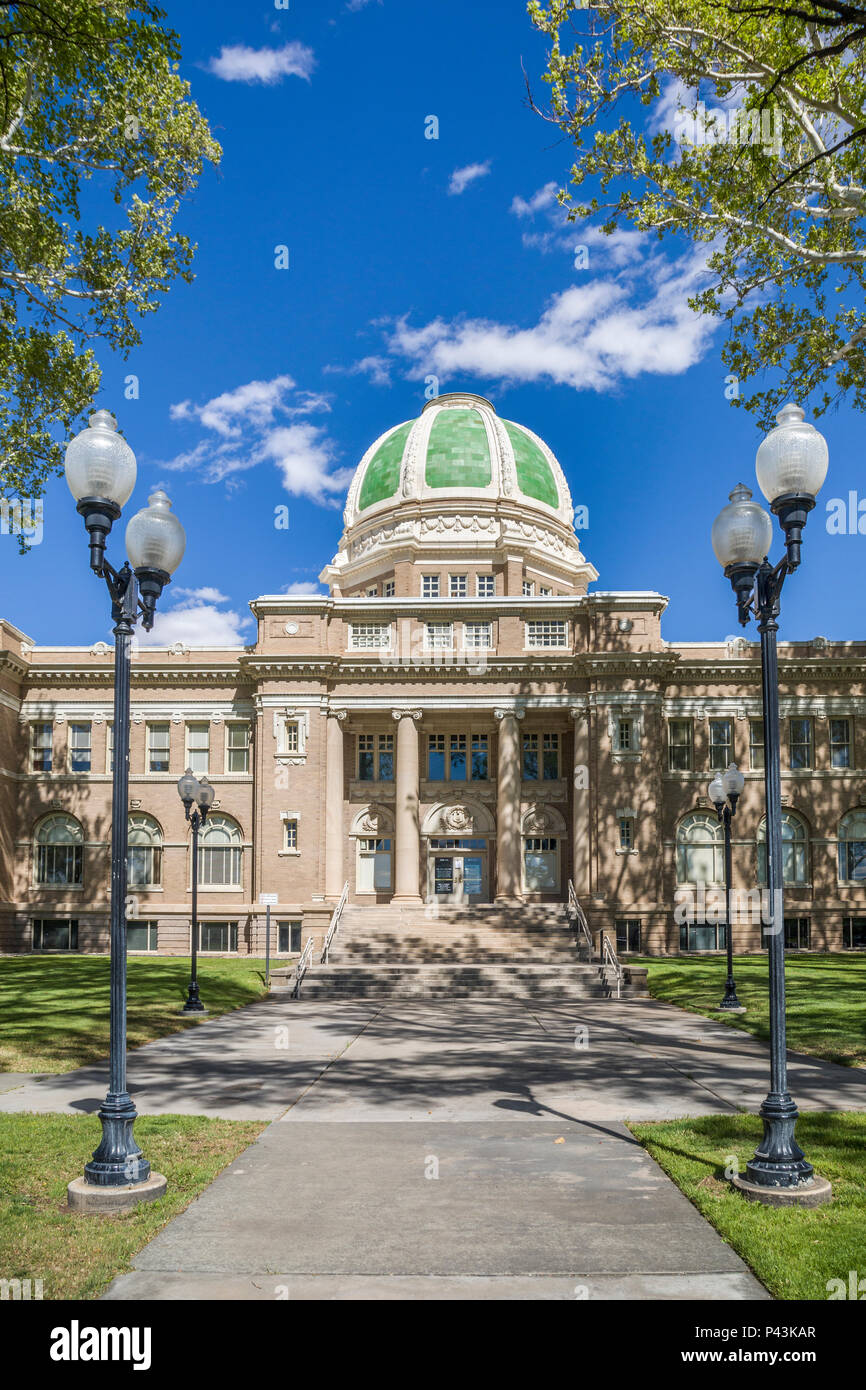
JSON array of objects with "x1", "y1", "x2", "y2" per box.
[
  {"x1": 327, "y1": 707, "x2": 348, "y2": 722},
  {"x1": 391, "y1": 708, "x2": 423, "y2": 722},
  {"x1": 494, "y1": 706, "x2": 525, "y2": 722},
  {"x1": 569, "y1": 705, "x2": 590, "y2": 722}
]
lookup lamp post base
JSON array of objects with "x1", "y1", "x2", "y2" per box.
[
  {"x1": 182, "y1": 998, "x2": 207, "y2": 1014},
  {"x1": 731, "y1": 1173, "x2": 832, "y2": 1208},
  {"x1": 67, "y1": 1173, "x2": 167, "y2": 1214}
]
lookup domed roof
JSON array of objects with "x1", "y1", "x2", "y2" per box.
[{"x1": 344, "y1": 392, "x2": 574, "y2": 529}]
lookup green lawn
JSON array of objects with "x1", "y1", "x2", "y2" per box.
[
  {"x1": 0, "y1": 1112, "x2": 264, "y2": 1299},
  {"x1": 0, "y1": 955, "x2": 292, "y2": 1074},
  {"x1": 630, "y1": 1111, "x2": 866, "y2": 1301},
  {"x1": 636, "y1": 953, "x2": 866, "y2": 1068}
]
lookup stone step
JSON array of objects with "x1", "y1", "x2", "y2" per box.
[{"x1": 275, "y1": 962, "x2": 645, "y2": 1002}]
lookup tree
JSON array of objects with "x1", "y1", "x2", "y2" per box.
[
  {"x1": 527, "y1": 0, "x2": 866, "y2": 426},
  {"x1": 0, "y1": 0, "x2": 220, "y2": 523}
]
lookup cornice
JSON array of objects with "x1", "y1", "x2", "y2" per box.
[{"x1": 22, "y1": 663, "x2": 250, "y2": 687}]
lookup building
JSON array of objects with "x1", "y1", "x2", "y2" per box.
[{"x1": 1, "y1": 392, "x2": 864, "y2": 958}]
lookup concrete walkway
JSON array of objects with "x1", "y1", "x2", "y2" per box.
[{"x1": 5, "y1": 996, "x2": 864, "y2": 1300}]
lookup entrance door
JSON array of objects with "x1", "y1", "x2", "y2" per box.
[{"x1": 431, "y1": 853, "x2": 486, "y2": 905}]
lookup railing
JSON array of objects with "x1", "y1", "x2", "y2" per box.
[
  {"x1": 321, "y1": 880, "x2": 349, "y2": 964},
  {"x1": 567, "y1": 879, "x2": 594, "y2": 958},
  {"x1": 601, "y1": 931, "x2": 624, "y2": 1001},
  {"x1": 293, "y1": 936, "x2": 315, "y2": 998}
]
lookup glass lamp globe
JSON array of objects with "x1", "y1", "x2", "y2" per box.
[
  {"x1": 755, "y1": 403, "x2": 829, "y2": 504},
  {"x1": 708, "y1": 774, "x2": 725, "y2": 805},
  {"x1": 177, "y1": 769, "x2": 199, "y2": 805},
  {"x1": 125, "y1": 491, "x2": 186, "y2": 575},
  {"x1": 711, "y1": 484, "x2": 774, "y2": 568},
  {"x1": 64, "y1": 410, "x2": 137, "y2": 507},
  {"x1": 197, "y1": 777, "x2": 215, "y2": 810},
  {"x1": 723, "y1": 764, "x2": 745, "y2": 798}
]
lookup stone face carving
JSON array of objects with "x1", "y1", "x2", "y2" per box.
[{"x1": 443, "y1": 804, "x2": 473, "y2": 831}]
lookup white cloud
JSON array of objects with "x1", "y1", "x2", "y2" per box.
[
  {"x1": 207, "y1": 42, "x2": 316, "y2": 85},
  {"x1": 172, "y1": 586, "x2": 229, "y2": 605},
  {"x1": 345, "y1": 0, "x2": 381, "y2": 9},
  {"x1": 510, "y1": 181, "x2": 558, "y2": 218},
  {"x1": 283, "y1": 581, "x2": 322, "y2": 594},
  {"x1": 324, "y1": 354, "x2": 392, "y2": 387},
  {"x1": 137, "y1": 592, "x2": 254, "y2": 649},
  {"x1": 362, "y1": 246, "x2": 715, "y2": 392},
  {"x1": 162, "y1": 376, "x2": 348, "y2": 504},
  {"x1": 448, "y1": 161, "x2": 491, "y2": 195}
]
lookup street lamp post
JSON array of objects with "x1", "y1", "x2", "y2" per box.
[
  {"x1": 64, "y1": 410, "x2": 186, "y2": 1211},
  {"x1": 711, "y1": 403, "x2": 831, "y2": 1205},
  {"x1": 708, "y1": 763, "x2": 746, "y2": 1014},
  {"x1": 177, "y1": 769, "x2": 214, "y2": 1013}
]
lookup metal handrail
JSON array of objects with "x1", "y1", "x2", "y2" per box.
[
  {"x1": 293, "y1": 936, "x2": 315, "y2": 998},
  {"x1": 567, "y1": 878, "x2": 594, "y2": 957},
  {"x1": 601, "y1": 931, "x2": 624, "y2": 1001},
  {"x1": 321, "y1": 880, "x2": 349, "y2": 964}
]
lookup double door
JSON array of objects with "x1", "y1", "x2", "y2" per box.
[{"x1": 432, "y1": 853, "x2": 486, "y2": 905}]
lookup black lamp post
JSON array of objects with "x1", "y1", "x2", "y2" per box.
[
  {"x1": 177, "y1": 768, "x2": 214, "y2": 1012},
  {"x1": 708, "y1": 763, "x2": 746, "y2": 1013},
  {"x1": 64, "y1": 410, "x2": 186, "y2": 1207},
  {"x1": 711, "y1": 402, "x2": 830, "y2": 1204}
]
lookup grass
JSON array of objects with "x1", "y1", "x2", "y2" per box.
[
  {"x1": 630, "y1": 1111, "x2": 866, "y2": 1301},
  {"x1": 635, "y1": 952, "x2": 866, "y2": 1068},
  {"x1": 0, "y1": 955, "x2": 293, "y2": 1074},
  {"x1": 0, "y1": 1111, "x2": 265, "y2": 1299}
]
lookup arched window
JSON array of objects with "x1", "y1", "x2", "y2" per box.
[
  {"x1": 34, "y1": 814, "x2": 83, "y2": 886},
  {"x1": 757, "y1": 812, "x2": 808, "y2": 885},
  {"x1": 197, "y1": 814, "x2": 242, "y2": 888},
  {"x1": 676, "y1": 812, "x2": 724, "y2": 886},
  {"x1": 127, "y1": 814, "x2": 163, "y2": 888},
  {"x1": 838, "y1": 811, "x2": 866, "y2": 883}
]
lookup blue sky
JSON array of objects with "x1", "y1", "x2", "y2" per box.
[{"x1": 1, "y1": 0, "x2": 862, "y2": 647}]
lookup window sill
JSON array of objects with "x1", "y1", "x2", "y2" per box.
[
  {"x1": 277, "y1": 850, "x2": 300, "y2": 858},
  {"x1": 34, "y1": 884, "x2": 83, "y2": 892},
  {"x1": 615, "y1": 849, "x2": 639, "y2": 856}
]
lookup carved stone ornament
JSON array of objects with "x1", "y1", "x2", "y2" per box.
[
  {"x1": 328, "y1": 708, "x2": 348, "y2": 722},
  {"x1": 523, "y1": 807, "x2": 551, "y2": 834},
  {"x1": 359, "y1": 810, "x2": 380, "y2": 834},
  {"x1": 55, "y1": 712, "x2": 66, "y2": 725},
  {"x1": 391, "y1": 708, "x2": 423, "y2": 722},
  {"x1": 211, "y1": 711, "x2": 224, "y2": 725},
  {"x1": 493, "y1": 707, "x2": 525, "y2": 722},
  {"x1": 443, "y1": 804, "x2": 473, "y2": 832}
]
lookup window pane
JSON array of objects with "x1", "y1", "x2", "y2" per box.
[
  {"x1": 449, "y1": 734, "x2": 466, "y2": 781},
  {"x1": 830, "y1": 719, "x2": 851, "y2": 769},
  {"x1": 709, "y1": 720, "x2": 731, "y2": 770},
  {"x1": 148, "y1": 723, "x2": 170, "y2": 772},
  {"x1": 428, "y1": 735, "x2": 445, "y2": 780},
  {"x1": 471, "y1": 734, "x2": 488, "y2": 780}
]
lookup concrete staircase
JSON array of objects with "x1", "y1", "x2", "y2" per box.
[{"x1": 273, "y1": 903, "x2": 648, "y2": 1002}]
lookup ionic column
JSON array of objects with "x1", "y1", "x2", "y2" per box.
[
  {"x1": 495, "y1": 707, "x2": 524, "y2": 901},
  {"x1": 392, "y1": 709, "x2": 423, "y2": 903},
  {"x1": 324, "y1": 709, "x2": 347, "y2": 900},
  {"x1": 571, "y1": 706, "x2": 591, "y2": 899}
]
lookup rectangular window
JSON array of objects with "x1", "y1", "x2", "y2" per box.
[
  {"x1": 679, "y1": 924, "x2": 727, "y2": 951},
  {"x1": 449, "y1": 734, "x2": 467, "y2": 781},
  {"x1": 378, "y1": 733, "x2": 394, "y2": 781},
  {"x1": 36, "y1": 841, "x2": 82, "y2": 887},
  {"x1": 383, "y1": 580, "x2": 395, "y2": 598},
  {"x1": 524, "y1": 837, "x2": 559, "y2": 890},
  {"x1": 668, "y1": 719, "x2": 692, "y2": 772},
  {"x1": 106, "y1": 723, "x2": 114, "y2": 773},
  {"x1": 789, "y1": 718, "x2": 812, "y2": 770},
  {"x1": 616, "y1": 919, "x2": 641, "y2": 953},
  {"x1": 357, "y1": 837, "x2": 392, "y2": 892},
  {"x1": 33, "y1": 918, "x2": 79, "y2": 951},
  {"x1": 619, "y1": 817, "x2": 634, "y2": 850},
  {"x1": 127, "y1": 920, "x2": 158, "y2": 952},
  {"x1": 526, "y1": 620, "x2": 567, "y2": 648},
  {"x1": 709, "y1": 719, "x2": 732, "y2": 771},
  {"x1": 186, "y1": 723, "x2": 210, "y2": 774},
  {"x1": 463, "y1": 622, "x2": 492, "y2": 650},
  {"x1": 424, "y1": 622, "x2": 453, "y2": 650},
  {"x1": 69, "y1": 722, "x2": 92, "y2": 773},
  {"x1": 284, "y1": 721, "x2": 299, "y2": 753},
  {"x1": 784, "y1": 917, "x2": 811, "y2": 950},
  {"x1": 523, "y1": 733, "x2": 539, "y2": 781},
  {"x1": 198, "y1": 921, "x2": 238, "y2": 952},
  {"x1": 844, "y1": 917, "x2": 866, "y2": 949},
  {"x1": 284, "y1": 818, "x2": 298, "y2": 851},
  {"x1": 476, "y1": 575, "x2": 495, "y2": 597},
  {"x1": 539, "y1": 586, "x2": 552, "y2": 596},
  {"x1": 830, "y1": 718, "x2": 851, "y2": 769},
  {"x1": 522, "y1": 581, "x2": 534, "y2": 597},
  {"x1": 471, "y1": 734, "x2": 488, "y2": 781},
  {"x1": 357, "y1": 734, "x2": 375, "y2": 781},
  {"x1": 449, "y1": 574, "x2": 467, "y2": 598},
  {"x1": 199, "y1": 840, "x2": 241, "y2": 888},
  {"x1": 617, "y1": 719, "x2": 633, "y2": 752},
  {"x1": 427, "y1": 734, "x2": 445, "y2": 781},
  {"x1": 750, "y1": 719, "x2": 764, "y2": 771},
  {"x1": 278, "y1": 921, "x2": 302, "y2": 953},
  {"x1": 366, "y1": 586, "x2": 378, "y2": 597},
  {"x1": 421, "y1": 575, "x2": 440, "y2": 598},
  {"x1": 226, "y1": 723, "x2": 250, "y2": 774},
  {"x1": 349, "y1": 623, "x2": 391, "y2": 650},
  {"x1": 542, "y1": 732, "x2": 559, "y2": 780},
  {"x1": 147, "y1": 722, "x2": 171, "y2": 774},
  {"x1": 30, "y1": 722, "x2": 52, "y2": 773}
]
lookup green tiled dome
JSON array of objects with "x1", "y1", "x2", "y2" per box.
[{"x1": 348, "y1": 392, "x2": 569, "y2": 523}]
